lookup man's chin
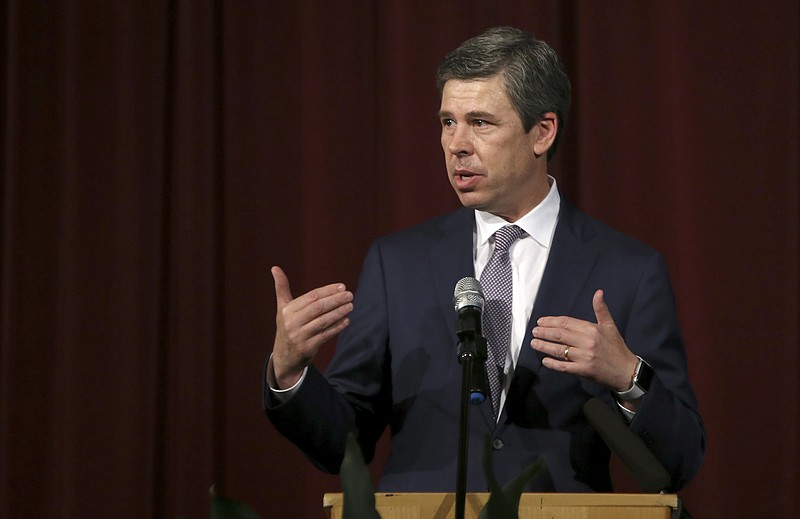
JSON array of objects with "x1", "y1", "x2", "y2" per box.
[{"x1": 454, "y1": 191, "x2": 485, "y2": 210}]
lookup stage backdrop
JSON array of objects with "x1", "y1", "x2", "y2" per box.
[{"x1": 2, "y1": 1, "x2": 797, "y2": 518}]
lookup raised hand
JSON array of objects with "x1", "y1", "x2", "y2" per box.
[
  {"x1": 270, "y1": 266, "x2": 354, "y2": 389},
  {"x1": 531, "y1": 289, "x2": 638, "y2": 392}
]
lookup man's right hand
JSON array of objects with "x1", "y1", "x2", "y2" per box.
[{"x1": 270, "y1": 266, "x2": 354, "y2": 389}]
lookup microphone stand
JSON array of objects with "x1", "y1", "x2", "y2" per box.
[{"x1": 455, "y1": 329, "x2": 487, "y2": 519}]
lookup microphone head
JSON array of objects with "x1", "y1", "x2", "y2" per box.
[{"x1": 453, "y1": 277, "x2": 485, "y2": 313}]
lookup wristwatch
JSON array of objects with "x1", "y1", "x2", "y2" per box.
[{"x1": 615, "y1": 356, "x2": 654, "y2": 401}]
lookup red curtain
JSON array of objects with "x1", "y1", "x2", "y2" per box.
[{"x1": 2, "y1": 1, "x2": 797, "y2": 518}]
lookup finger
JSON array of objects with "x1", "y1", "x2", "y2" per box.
[
  {"x1": 531, "y1": 337, "x2": 574, "y2": 361},
  {"x1": 532, "y1": 325, "x2": 581, "y2": 348},
  {"x1": 541, "y1": 355, "x2": 576, "y2": 374},
  {"x1": 272, "y1": 266, "x2": 294, "y2": 308},
  {"x1": 297, "y1": 297, "x2": 354, "y2": 340},
  {"x1": 536, "y1": 314, "x2": 599, "y2": 333},
  {"x1": 290, "y1": 284, "x2": 353, "y2": 327},
  {"x1": 592, "y1": 289, "x2": 616, "y2": 326},
  {"x1": 537, "y1": 315, "x2": 572, "y2": 329},
  {"x1": 279, "y1": 288, "x2": 352, "y2": 350},
  {"x1": 308, "y1": 314, "x2": 351, "y2": 345}
]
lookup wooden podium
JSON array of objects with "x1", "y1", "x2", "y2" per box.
[{"x1": 323, "y1": 492, "x2": 679, "y2": 518}]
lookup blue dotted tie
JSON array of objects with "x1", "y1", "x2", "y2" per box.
[{"x1": 480, "y1": 225, "x2": 524, "y2": 419}]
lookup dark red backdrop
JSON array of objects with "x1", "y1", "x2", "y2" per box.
[{"x1": 2, "y1": 2, "x2": 797, "y2": 518}]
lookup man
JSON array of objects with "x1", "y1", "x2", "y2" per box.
[{"x1": 265, "y1": 27, "x2": 705, "y2": 493}]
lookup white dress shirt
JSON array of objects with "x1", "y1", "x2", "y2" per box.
[{"x1": 473, "y1": 177, "x2": 560, "y2": 417}]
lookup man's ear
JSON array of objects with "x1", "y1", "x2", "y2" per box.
[{"x1": 531, "y1": 112, "x2": 558, "y2": 158}]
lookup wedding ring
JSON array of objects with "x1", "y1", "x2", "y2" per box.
[{"x1": 564, "y1": 347, "x2": 570, "y2": 361}]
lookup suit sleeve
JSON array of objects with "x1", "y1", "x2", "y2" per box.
[
  {"x1": 620, "y1": 252, "x2": 706, "y2": 491},
  {"x1": 263, "y1": 241, "x2": 392, "y2": 473}
]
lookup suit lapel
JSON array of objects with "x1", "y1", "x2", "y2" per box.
[
  {"x1": 515, "y1": 200, "x2": 600, "y2": 377},
  {"x1": 498, "y1": 200, "x2": 601, "y2": 426},
  {"x1": 427, "y1": 209, "x2": 498, "y2": 427},
  {"x1": 428, "y1": 208, "x2": 476, "y2": 326}
]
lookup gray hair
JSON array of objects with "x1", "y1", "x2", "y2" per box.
[{"x1": 436, "y1": 27, "x2": 572, "y2": 160}]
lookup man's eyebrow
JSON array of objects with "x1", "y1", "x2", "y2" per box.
[
  {"x1": 437, "y1": 110, "x2": 496, "y2": 119},
  {"x1": 465, "y1": 110, "x2": 494, "y2": 119}
]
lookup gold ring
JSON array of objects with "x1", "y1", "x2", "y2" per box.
[{"x1": 564, "y1": 347, "x2": 570, "y2": 361}]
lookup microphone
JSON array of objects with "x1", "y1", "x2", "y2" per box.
[
  {"x1": 453, "y1": 277, "x2": 484, "y2": 334},
  {"x1": 453, "y1": 277, "x2": 487, "y2": 404},
  {"x1": 583, "y1": 397, "x2": 671, "y2": 493}
]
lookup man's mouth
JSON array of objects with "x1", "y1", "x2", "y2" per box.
[
  {"x1": 453, "y1": 169, "x2": 481, "y2": 190},
  {"x1": 454, "y1": 167, "x2": 479, "y2": 179}
]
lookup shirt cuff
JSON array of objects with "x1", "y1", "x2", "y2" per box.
[
  {"x1": 615, "y1": 398, "x2": 637, "y2": 423},
  {"x1": 266, "y1": 353, "x2": 308, "y2": 404}
]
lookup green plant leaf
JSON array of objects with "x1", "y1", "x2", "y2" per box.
[
  {"x1": 210, "y1": 485, "x2": 263, "y2": 519},
  {"x1": 478, "y1": 435, "x2": 545, "y2": 519},
  {"x1": 340, "y1": 433, "x2": 381, "y2": 519}
]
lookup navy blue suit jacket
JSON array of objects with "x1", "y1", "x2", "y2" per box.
[{"x1": 265, "y1": 199, "x2": 705, "y2": 493}]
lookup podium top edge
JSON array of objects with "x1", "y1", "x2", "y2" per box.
[{"x1": 323, "y1": 492, "x2": 679, "y2": 508}]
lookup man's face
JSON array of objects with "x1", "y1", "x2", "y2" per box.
[{"x1": 439, "y1": 75, "x2": 549, "y2": 222}]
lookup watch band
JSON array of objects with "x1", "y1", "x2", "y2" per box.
[{"x1": 615, "y1": 356, "x2": 653, "y2": 401}]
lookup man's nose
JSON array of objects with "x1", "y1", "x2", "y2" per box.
[{"x1": 446, "y1": 126, "x2": 473, "y2": 156}]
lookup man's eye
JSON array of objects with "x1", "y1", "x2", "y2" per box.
[
  {"x1": 442, "y1": 118, "x2": 455, "y2": 127},
  {"x1": 474, "y1": 119, "x2": 487, "y2": 127}
]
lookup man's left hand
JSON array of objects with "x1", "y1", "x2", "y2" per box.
[{"x1": 531, "y1": 289, "x2": 638, "y2": 392}]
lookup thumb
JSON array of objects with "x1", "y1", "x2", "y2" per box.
[
  {"x1": 593, "y1": 289, "x2": 616, "y2": 326},
  {"x1": 271, "y1": 266, "x2": 294, "y2": 307}
]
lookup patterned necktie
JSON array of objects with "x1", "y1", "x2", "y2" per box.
[{"x1": 480, "y1": 224, "x2": 524, "y2": 419}]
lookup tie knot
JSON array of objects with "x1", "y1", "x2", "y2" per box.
[{"x1": 492, "y1": 225, "x2": 524, "y2": 254}]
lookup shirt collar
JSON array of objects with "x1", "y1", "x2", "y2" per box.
[{"x1": 475, "y1": 176, "x2": 561, "y2": 249}]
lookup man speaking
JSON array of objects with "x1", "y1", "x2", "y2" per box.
[{"x1": 263, "y1": 26, "x2": 705, "y2": 493}]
